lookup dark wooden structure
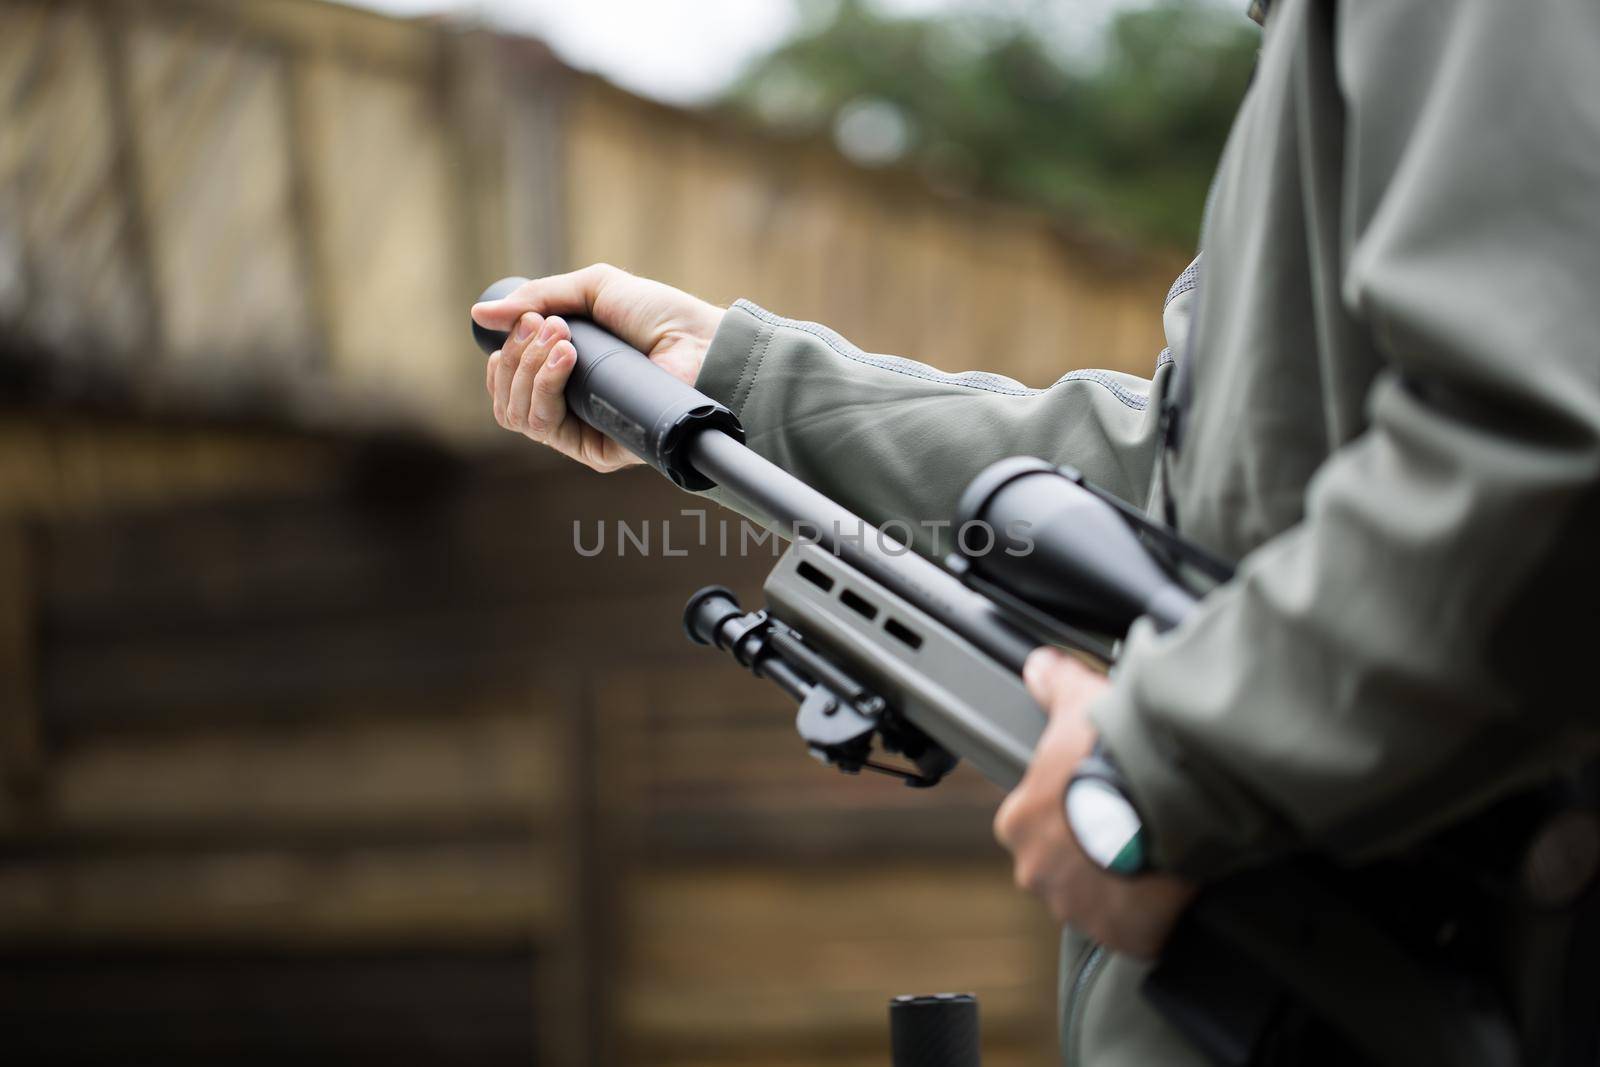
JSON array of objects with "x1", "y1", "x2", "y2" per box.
[
  {"x1": 0, "y1": 0, "x2": 1185, "y2": 1062},
  {"x1": 0, "y1": 418, "x2": 1064, "y2": 1066}
]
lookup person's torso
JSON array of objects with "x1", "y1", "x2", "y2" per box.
[
  {"x1": 1067, "y1": 4, "x2": 1419, "y2": 1064},
  {"x1": 1160, "y1": 0, "x2": 1383, "y2": 559}
]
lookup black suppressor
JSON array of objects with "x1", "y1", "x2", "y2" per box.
[
  {"x1": 890, "y1": 993, "x2": 981, "y2": 1067},
  {"x1": 472, "y1": 277, "x2": 742, "y2": 490}
]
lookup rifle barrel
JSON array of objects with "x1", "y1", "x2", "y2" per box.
[{"x1": 687, "y1": 429, "x2": 1037, "y2": 673}]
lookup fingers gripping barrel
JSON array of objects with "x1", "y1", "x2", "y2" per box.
[{"x1": 472, "y1": 277, "x2": 742, "y2": 490}]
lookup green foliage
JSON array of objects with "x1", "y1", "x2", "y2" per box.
[{"x1": 727, "y1": 0, "x2": 1260, "y2": 247}]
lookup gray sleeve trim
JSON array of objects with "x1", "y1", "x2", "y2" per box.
[
  {"x1": 1164, "y1": 256, "x2": 1201, "y2": 309},
  {"x1": 729, "y1": 299, "x2": 1152, "y2": 412}
]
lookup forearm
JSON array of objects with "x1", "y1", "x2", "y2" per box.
[{"x1": 694, "y1": 300, "x2": 1171, "y2": 554}]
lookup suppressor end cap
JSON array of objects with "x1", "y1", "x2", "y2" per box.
[{"x1": 471, "y1": 276, "x2": 530, "y2": 356}]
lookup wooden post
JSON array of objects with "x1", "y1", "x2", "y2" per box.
[
  {"x1": 535, "y1": 673, "x2": 615, "y2": 1067},
  {"x1": 498, "y1": 35, "x2": 573, "y2": 279},
  {"x1": 282, "y1": 42, "x2": 337, "y2": 373},
  {"x1": 91, "y1": 0, "x2": 166, "y2": 360},
  {"x1": 0, "y1": 521, "x2": 42, "y2": 811}
]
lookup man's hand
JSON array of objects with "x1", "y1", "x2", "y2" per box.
[
  {"x1": 994, "y1": 648, "x2": 1195, "y2": 960},
  {"x1": 471, "y1": 264, "x2": 725, "y2": 471}
]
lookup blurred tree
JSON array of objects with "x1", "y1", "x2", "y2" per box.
[{"x1": 727, "y1": 0, "x2": 1259, "y2": 247}]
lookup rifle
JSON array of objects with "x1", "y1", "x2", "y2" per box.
[
  {"x1": 471, "y1": 279, "x2": 1205, "y2": 793},
  {"x1": 470, "y1": 280, "x2": 1523, "y2": 1067}
]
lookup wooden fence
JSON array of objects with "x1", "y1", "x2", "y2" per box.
[
  {"x1": 0, "y1": 0, "x2": 1181, "y2": 436},
  {"x1": 0, "y1": 1, "x2": 1187, "y2": 1063}
]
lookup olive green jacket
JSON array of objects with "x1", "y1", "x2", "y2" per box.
[{"x1": 693, "y1": 1, "x2": 1600, "y2": 1062}]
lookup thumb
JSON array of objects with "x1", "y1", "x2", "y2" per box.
[
  {"x1": 472, "y1": 265, "x2": 614, "y2": 332},
  {"x1": 471, "y1": 299, "x2": 527, "y2": 331}
]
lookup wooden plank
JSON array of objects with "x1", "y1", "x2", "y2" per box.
[
  {"x1": 634, "y1": 807, "x2": 1003, "y2": 865},
  {"x1": 36, "y1": 584, "x2": 751, "y2": 731},
  {"x1": 0, "y1": 418, "x2": 343, "y2": 520},
  {"x1": 0, "y1": 2, "x2": 155, "y2": 359},
  {"x1": 499, "y1": 37, "x2": 574, "y2": 277},
  {"x1": 0, "y1": 838, "x2": 560, "y2": 949},
  {"x1": 144, "y1": 0, "x2": 445, "y2": 74},
  {"x1": 34, "y1": 464, "x2": 764, "y2": 632},
  {"x1": 282, "y1": 44, "x2": 337, "y2": 374},
  {"x1": 593, "y1": 665, "x2": 1009, "y2": 861},
  {"x1": 0, "y1": 522, "x2": 42, "y2": 804},
  {"x1": 555, "y1": 666, "x2": 617, "y2": 1067},
  {"x1": 123, "y1": 10, "x2": 317, "y2": 368},
  {"x1": 23, "y1": 455, "x2": 779, "y2": 735},
  {"x1": 3, "y1": 947, "x2": 539, "y2": 1066},
  {"x1": 563, "y1": 81, "x2": 1178, "y2": 389},
  {"x1": 9, "y1": 709, "x2": 564, "y2": 840},
  {"x1": 298, "y1": 46, "x2": 475, "y2": 432},
  {"x1": 4, "y1": 0, "x2": 1180, "y2": 436},
  {"x1": 616, "y1": 864, "x2": 1058, "y2": 1053}
]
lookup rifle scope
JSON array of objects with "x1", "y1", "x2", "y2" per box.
[{"x1": 955, "y1": 457, "x2": 1201, "y2": 636}]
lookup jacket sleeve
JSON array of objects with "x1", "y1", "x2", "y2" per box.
[
  {"x1": 691, "y1": 299, "x2": 1174, "y2": 555},
  {"x1": 1092, "y1": 1, "x2": 1600, "y2": 878}
]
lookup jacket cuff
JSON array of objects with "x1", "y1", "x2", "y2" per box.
[
  {"x1": 694, "y1": 299, "x2": 772, "y2": 418},
  {"x1": 689, "y1": 301, "x2": 778, "y2": 524},
  {"x1": 1088, "y1": 620, "x2": 1258, "y2": 881}
]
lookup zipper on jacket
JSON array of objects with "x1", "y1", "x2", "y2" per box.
[
  {"x1": 1064, "y1": 943, "x2": 1109, "y2": 1067},
  {"x1": 1157, "y1": 403, "x2": 1183, "y2": 531}
]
